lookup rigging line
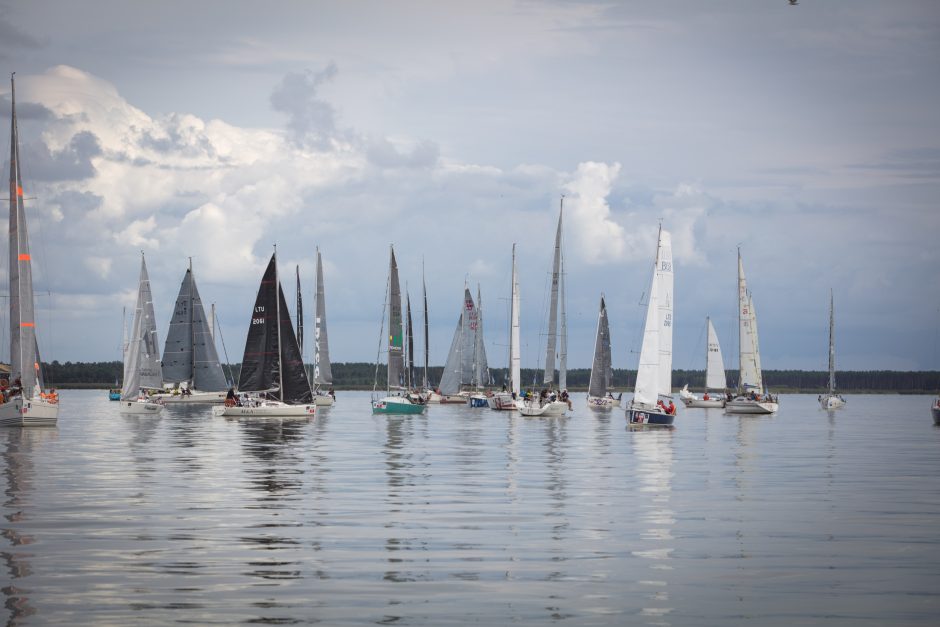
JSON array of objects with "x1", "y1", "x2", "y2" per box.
[
  {"x1": 213, "y1": 310, "x2": 236, "y2": 388},
  {"x1": 373, "y1": 259, "x2": 391, "y2": 395}
]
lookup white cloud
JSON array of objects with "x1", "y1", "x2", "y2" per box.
[{"x1": 563, "y1": 161, "x2": 626, "y2": 264}]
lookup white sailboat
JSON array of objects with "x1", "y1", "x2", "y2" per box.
[
  {"x1": 312, "y1": 248, "x2": 335, "y2": 406},
  {"x1": 521, "y1": 199, "x2": 568, "y2": 417},
  {"x1": 819, "y1": 289, "x2": 845, "y2": 410},
  {"x1": 438, "y1": 286, "x2": 484, "y2": 404},
  {"x1": 626, "y1": 227, "x2": 676, "y2": 426},
  {"x1": 680, "y1": 317, "x2": 728, "y2": 408},
  {"x1": 119, "y1": 254, "x2": 164, "y2": 415},
  {"x1": 489, "y1": 244, "x2": 524, "y2": 411},
  {"x1": 587, "y1": 295, "x2": 621, "y2": 409},
  {"x1": 0, "y1": 74, "x2": 59, "y2": 428},
  {"x1": 213, "y1": 251, "x2": 316, "y2": 418},
  {"x1": 725, "y1": 249, "x2": 779, "y2": 414},
  {"x1": 372, "y1": 246, "x2": 426, "y2": 415},
  {"x1": 151, "y1": 260, "x2": 228, "y2": 404}
]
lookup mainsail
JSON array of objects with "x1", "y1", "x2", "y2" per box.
[
  {"x1": 588, "y1": 296, "x2": 612, "y2": 398},
  {"x1": 705, "y1": 317, "x2": 727, "y2": 391},
  {"x1": 737, "y1": 250, "x2": 763, "y2": 392},
  {"x1": 162, "y1": 264, "x2": 227, "y2": 391},
  {"x1": 387, "y1": 247, "x2": 404, "y2": 390},
  {"x1": 473, "y1": 285, "x2": 490, "y2": 389},
  {"x1": 422, "y1": 266, "x2": 430, "y2": 390},
  {"x1": 633, "y1": 228, "x2": 674, "y2": 406},
  {"x1": 237, "y1": 253, "x2": 312, "y2": 404},
  {"x1": 509, "y1": 244, "x2": 521, "y2": 397},
  {"x1": 122, "y1": 255, "x2": 163, "y2": 400},
  {"x1": 406, "y1": 291, "x2": 415, "y2": 389},
  {"x1": 313, "y1": 248, "x2": 333, "y2": 387},
  {"x1": 828, "y1": 289, "x2": 836, "y2": 395},
  {"x1": 295, "y1": 265, "x2": 303, "y2": 353},
  {"x1": 543, "y1": 202, "x2": 563, "y2": 385}
]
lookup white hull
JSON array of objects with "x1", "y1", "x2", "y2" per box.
[
  {"x1": 519, "y1": 400, "x2": 567, "y2": 417},
  {"x1": 819, "y1": 394, "x2": 845, "y2": 410},
  {"x1": 425, "y1": 391, "x2": 443, "y2": 404},
  {"x1": 682, "y1": 397, "x2": 726, "y2": 408},
  {"x1": 213, "y1": 402, "x2": 316, "y2": 417},
  {"x1": 487, "y1": 392, "x2": 522, "y2": 411},
  {"x1": 118, "y1": 400, "x2": 163, "y2": 414},
  {"x1": 150, "y1": 390, "x2": 226, "y2": 404},
  {"x1": 438, "y1": 393, "x2": 469, "y2": 404},
  {"x1": 0, "y1": 397, "x2": 59, "y2": 428},
  {"x1": 313, "y1": 394, "x2": 335, "y2": 407},
  {"x1": 587, "y1": 395, "x2": 621, "y2": 409},
  {"x1": 725, "y1": 397, "x2": 778, "y2": 414}
]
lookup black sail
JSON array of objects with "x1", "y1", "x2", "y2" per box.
[
  {"x1": 237, "y1": 255, "x2": 280, "y2": 393},
  {"x1": 276, "y1": 281, "x2": 313, "y2": 404}
]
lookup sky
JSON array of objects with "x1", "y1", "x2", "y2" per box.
[{"x1": 0, "y1": 0, "x2": 938, "y2": 373}]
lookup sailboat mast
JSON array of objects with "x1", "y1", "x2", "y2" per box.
[
  {"x1": 422, "y1": 261, "x2": 429, "y2": 390},
  {"x1": 737, "y1": 247, "x2": 744, "y2": 393},
  {"x1": 296, "y1": 265, "x2": 303, "y2": 355},
  {"x1": 188, "y1": 257, "x2": 195, "y2": 384},
  {"x1": 274, "y1": 249, "x2": 284, "y2": 402},
  {"x1": 406, "y1": 289, "x2": 414, "y2": 390},
  {"x1": 510, "y1": 244, "x2": 520, "y2": 396},
  {"x1": 828, "y1": 289, "x2": 836, "y2": 395}
]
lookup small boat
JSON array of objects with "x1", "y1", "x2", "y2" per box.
[
  {"x1": 818, "y1": 289, "x2": 845, "y2": 410},
  {"x1": 488, "y1": 244, "x2": 524, "y2": 411},
  {"x1": 681, "y1": 317, "x2": 727, "y2": 409},
  {"x1": 0, "y1": 75, "x2": 59, "y2": 428},
  {"x1": 118, "y1": 254, "x2": 164, "y2": 415},
  {"x1": 626, "y1": 226, "x2": 676, "y2": 426},
  {"x1": 725, "y1": 249, "x2": 779, "y2": 414},
  {"x1": 151, "y1": 260, "x2": 229, "y2": 404},
  {"x1": 213, "y1": 251, "x2": 315, "y2": 418},
  {"x1": 526, "y1": 199, "x2": 569, "y2": 416},
  {"x1": 586, "y1": 295, "x2": 621, "y2": 409},
  {"x1": 372, "y1": 246, "x2": 426, "y2": 415},
  {"x1": 311, "y1": 248, "x2": 335, "y2": 406}
]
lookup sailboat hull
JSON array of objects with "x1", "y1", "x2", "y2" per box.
[
  {"x1": 487, "y1": 392, "x2": 521, "y2": 410},
  {"x1": 0, "y1": 397, "x2": 59, "y2": 427},
  {"x1": 372, "y1": 397, "x2": 426, "y2": 415},
  {"x1": 118, "y1": 400, "x2": 163, "y2": 414},
  {"x1": 519, "y1": 400, "x2": 568, "y2": 417},
  {"x1": 150, "y1": 391, "x2": 226, "y2": 404},
  {"x1": 725, "y1": 398, "x2": 778, "y2": 414},
  {"x1": 313, "y1": 394, "x2": 335, "y2": 407},
  {"x1": 682, "y1": 397, "x2": 726, "y2": 408},
  {"x1": 626, "y1": 407, "x2": 675, "y2": 426},
  {"x1": 468, "y1": 394, "x2": 490, "y2": 408},
  {"x1": 931, "y1": 403, "x2": 939, "y2": 426},
  {"x1": 213, "y1": 403, "x2": 316, "y2": 418},
  {"x1": 819, "y1": 394, "x2": 845, "y2": 410},
  {"x1": 587, "y1": 395, "x2": 621, "y2": 409}
]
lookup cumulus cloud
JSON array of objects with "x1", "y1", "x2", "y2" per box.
[
  {"x1": 270, "y1": 63, "x2": 340, "y2": 149},
  {"x1": 563, "y1": 161, "x2": 626, "y2": 264}
]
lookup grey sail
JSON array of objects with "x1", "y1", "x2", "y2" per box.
[
  {"x1": 314, "y1": 248, "x2": 333, "y2": 386},
  {"x1": 387, "y1": 247, "x2": 405, "y2": 390},
  {"x1": 161, "y1": 266, "x2": 227, "y2": 391},
  {"x1": 559, "y1": 250, "x2": 567, "y2": 391},
  {"x1": 122, "y1": 255, "x2": 163, "y2": 400},
  {"x1": 8, "y1": 75, "x2": 41, "y2": 399},
  {"x1": 828, "y1": 289, "x2": 836, "y2": 395},
  {"x1": 473, "y1": 285, "x2": 490, "y2": 389},
  {"x1": 588, "y1": 296, "x2": 612, "y2": 398},
  {"x1": 543, "y1": 204, "x2": 563, "y2": 385},
  {"x1": 439, "y1": 288, "x2": 477, "y2": 396},
  {"x1": 422, "y1": 266, "x2": 430, "y2": 390}
]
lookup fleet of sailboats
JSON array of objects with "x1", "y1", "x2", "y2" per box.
[
  {"x1": 0, "y1": 75, "x2": 59, "y2": 428},
  {"x1": 625, "y1": 227, "x2": 676, "y2": 426},
  {"x1": 119, "y1": 254, "x2": 164, "y2": 414},
  {"x1": 725, "y1": 249, "x2": 779, "y2": 414},
  {"x1": 680, "y1": 317, "x2": 728, "y2": 409}
]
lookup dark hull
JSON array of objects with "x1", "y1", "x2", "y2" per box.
[
  {"x1": 933, "y1": 406, "x2": 940, "y2": 426},
  {"x1": 626, "y1": 407, "x2": 675, "y2": 426}
]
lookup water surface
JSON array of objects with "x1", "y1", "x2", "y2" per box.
[{"x1": 2, "y1": 391, "x2": 939, "y2": 625}]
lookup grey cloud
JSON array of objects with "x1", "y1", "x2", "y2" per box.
[
  {"x1": 848, "y1": 147, "x2": 940, "y2": 179},
  {"x1": 0, "y1": 96, "x2": 54, "y2": 121},
  {"x1": 0, "y1": 8, "x2": 43, "y2": 51},
  {"x1": 366, "y1": 137, "x2": 440, "y2": 169},
  {"x1": 24, "y1": 131, "x2": 101, "y2": 181},
  {"x1": 270, "y1": 64, "x2": 340, "y2": 149},
  {"x1": 139, "y1": 113, "x2": 218, "y2": 158}
]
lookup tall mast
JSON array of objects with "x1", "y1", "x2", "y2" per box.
[
  {"x1": 422, "y1": 260, "x2": 429, "y2": 390},
  {"x1": 559, "y1": 244, "x2": 567, "y2": 391},
  {"x1": 274, "y1": 247, "x2": 284, "y2": 402},
  {"x1": 188, "y1": 257, "x2": 195, "y2": 383},
  {"x1": 828, "y1": 289, "x2": 836, "y2": 395},
  {"x1": 510, "y1": 244, "x2": 520, "y2": 396},
  {"x1": 296, "y1": 264, "x2": 303, "y2": 355}
]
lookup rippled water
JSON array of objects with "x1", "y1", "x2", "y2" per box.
[{"x1": 2, "y1": 390, "x2": 939, "y2": 625}]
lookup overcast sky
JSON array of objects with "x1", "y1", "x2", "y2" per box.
[{"x1": 1, "y1": 0, "x2": 938, "y2": 374}]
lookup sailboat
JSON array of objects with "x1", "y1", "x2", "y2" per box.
[
  {"x1": 119, "y1": 254, "x2": 164, "y2": 414},
  {"x1": 489, "y1": 244, "x2": 523, "y2": 411},
  {"x1": 0, "y1": 74, "x2": 59, "y2": 428},
  {"x1": 680, "y1": 317, "x2": 728, "y2": 408},
  {"x1": 587, "y1": 295, "x2": 621, "y2": 409},
  {"x1": 626, "y1": 227, "x2": 676, "y2": 426},
  {"x1": 521, "y1": 199, "x2": 569, "y2": 417},
  {"x1": 312, "y1": 248, "x2": 335, "y2": 406},
  {"x1": 438, "y1": 286, "x2": 481, "y2": 404},
  {"x1": 372, "y1": 246, "x2": 426, "y2": 415},
  {"x1": 818, "y1": 289, "x2": 845, "y2": 410},
  {"x1": 213, "y1": 251, "x2": 315, "y2": 417},
  {"x1": 151, "y1": 261, "x2": 228, "y2": 403},
  {"x1": 468, "y1": 285, "x2": 493, "y2": 407},
  {"x1": 725, "y1": 249, "x2": 779, "y2": 414}
]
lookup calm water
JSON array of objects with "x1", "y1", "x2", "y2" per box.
[{"x1": 2, "y1": 391, "x2": 939, "y2": 625}]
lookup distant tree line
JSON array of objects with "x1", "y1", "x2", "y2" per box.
[{"x1": 37, "y1": 360, "x2": 940, "y2": 393}]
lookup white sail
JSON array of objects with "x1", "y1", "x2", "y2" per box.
[
  {"x1": 122, "y1": 255, "x2": 163, "y2": 400},
  {"x1": 509, "y1": 244, "x2": 521, "y2": 397},
  {"x1": 543, "y1": 203, "x2": 562, "y2": 385},
  {"x1": 559, "y1": 250, "x2": 568, "y2": 391},
  {"x1": 737, "y1": 250, "x2": 763, "y2": 392},
  {"x1": 438, "y1": 288, "x2": 477, "y2": 395},
  {"x1": 314, "y1": 248, "x2": 333, "y2": 387},
  {"x1": 633, "y1": 228, "x2": 673, "y2": 407},
  {"x1": 705, "y1": 317, "x2": 727, "y2": 391},
  {"x1": 828, "y1": 289, "x2": 836, "y2": 395}
]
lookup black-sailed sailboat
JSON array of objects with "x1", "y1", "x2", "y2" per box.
[{"x1": 213, "y1": 251, "x2": 315, "y2": 417}]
